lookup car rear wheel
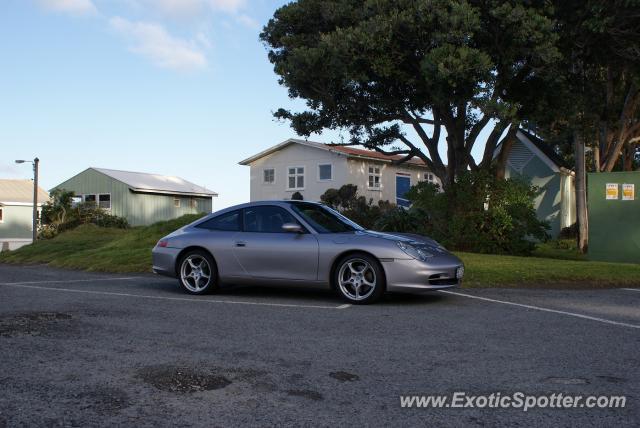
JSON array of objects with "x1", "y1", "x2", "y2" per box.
[
  {"x1": 334, "y1": 253, "x2": 385, "y2": 304},
  {"x1": 178, "y1": 250, "x2": 218, "y2": 295}
]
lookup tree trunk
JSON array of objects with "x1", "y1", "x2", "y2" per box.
[{"x1": 575, "y1": 131, "x2": 588, "y2": 253}]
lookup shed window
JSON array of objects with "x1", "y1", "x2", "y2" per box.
[
  {"x1": 0, "y1": 207, "x2": 3, "y2": 223},
  {"x1": 190, "y1": 199, "x2": 197, "y2": 209},
  {"x1": 287, "y1": 166, "x2": 305, "y2": 190},
  {"x1": 83, "y1": 194, "x2": 96, "y2": 205},
  {"x1": 368, "y1": 166, "x2": 381, "y2": 189},
  {"x1": 263, "y1": 168, "x2": 275, "y2": 184},
  {"x1": 174, "y1": 197, "x2": 181, "y2": 208},
  {"x1": 98, "y1": 194, "x2": 111, "y2": 210},
  {"x1": 318, "y1": 164, "x2": 332, "y2": 181}
]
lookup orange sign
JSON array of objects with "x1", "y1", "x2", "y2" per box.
[
  {"x1": 606, "y1": 183, "x2": 619, "y2": 200},
  {"x1": 622, "y1": 184, "x2": 635, "y2": 201}
]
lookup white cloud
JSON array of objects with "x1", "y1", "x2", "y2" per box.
[
  {"x1": 235, "y1": 13, "x2": 259, "y2": 30},
  {"x1": 209, "y1": 0, "x2": 246, "y2": 13},
  {"x1": 109, "y1": 17, "x2": 207, "y2": 72},
  {"x1": 39, "y1": 0, "x2": 97, "y2": 16}
]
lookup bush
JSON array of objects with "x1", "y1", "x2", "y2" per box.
[
  {"x1": 320, "y1": 184, "x2": 395, "y2": 229},
  {"x1": 375, "y1": 170, "x2": 549, "y2": 255},
  {"x1": 40, "y1": 189, "x2": 128, "y2": 239}
]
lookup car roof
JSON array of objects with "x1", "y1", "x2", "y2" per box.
[{"x1": 208, "y1": 200, "x2": 324, "y2": 216}]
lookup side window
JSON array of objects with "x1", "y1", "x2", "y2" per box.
[
  {"x1": 243, "y1": 206, "x2": 301, "y2": 233},
  {"x1": 196, "y1": 210, "x2": 241, "y2": 231}
]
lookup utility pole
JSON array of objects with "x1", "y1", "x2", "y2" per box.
[
  {"x1": 15, "y1": 157, "x2": 40, "y2": 244},
  {"x1": 32, "y1": 158, "x2": 39, "y2": 243}
]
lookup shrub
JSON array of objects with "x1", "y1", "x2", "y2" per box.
[
  {"x1": 40, "y1": 189, "x2": 128, "y2": 239},
  {"x1": 320, "y1": 184, "x2": 394, "y2": 229},
  {"x1": 375, "y1": 170, "x2": 549, "y2": 255}
]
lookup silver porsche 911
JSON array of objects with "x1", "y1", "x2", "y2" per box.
[{"x1": 152, "y1": 200, "x2": 463, "y2": 304}]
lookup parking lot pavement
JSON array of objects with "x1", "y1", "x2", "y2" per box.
[{"x1": 0, "y1": 264, "x2": 638, "y2": 427}]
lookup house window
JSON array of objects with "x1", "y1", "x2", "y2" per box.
[
  {"x1": 174, "y1": 197, "x2": 181, "y2": 208},
  {"x1": 287, "y1": 166, "x2": 305, "y2": 190},
  {"x1": 98, "y1": 194, "x2": 111, "y2": 210},
  {"x1": 0, "y1": 207, "x2": 3, "y2": 223},
  {"x1": 263, "y1": 168, "x2": 275, "y2": 184},
  {"x1": 318, "y1": 164, "x2": 333, "y2": 181},
  {"x1": 83, "y1": 194, "x2": 97, "y2": 205},
  {"x1": 368, "y1": 166, "x2": 381, "y2": 189},
  {"x1": 424, "y1": 173, "x2": 435, "y2": 183},
  {"x1": 190, "y1": 199, "x2": 197, "y2": 209}
]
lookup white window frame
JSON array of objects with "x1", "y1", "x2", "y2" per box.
[
  {"x1": 174, "y1": 197, "x2": 181, "y2": 208},
  {"x1": 98, "y1": 193, "x2": 111, "y2": 210},
  {"x1": 0, "y1": 207, "x2": 4, "y2": 223},
  {"x1": 287, "y1": 165, "x2": 305, "y2": 191},
  {"x1": 317, "y1": 163, "x2": 333, "y2": 182},
  {"x1": 367, "y1": 165, "x2": 382, "y2": 190},
  {"x1": 263, "y1": 168, "x2": 276, "y2": 185},
  {"x1": 190, "y1": 198, "x2": 198, "y2": 209}
]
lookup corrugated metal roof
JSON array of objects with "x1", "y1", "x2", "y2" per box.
[
  {"x1": 92, "y1": 168, "x2": 218, "y2": 197},
  {"x1": 0, "y1": 179, "x2": 50, "y2": 205}
]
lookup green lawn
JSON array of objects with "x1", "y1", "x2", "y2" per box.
[{"x1": 1, "y1": 217, "x2": 639, "y2": 288}]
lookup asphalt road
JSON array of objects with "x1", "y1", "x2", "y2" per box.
[{"x1": 0, "y1": 264, "x2": 638, "y2": 427}]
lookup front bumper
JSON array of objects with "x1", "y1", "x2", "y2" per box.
[
  {"x1": 151, "y1": 246, "x2": 181, "y2": 278},
  {"x1": 382, "y1": 255, "x2": 463, "y2": 292}
]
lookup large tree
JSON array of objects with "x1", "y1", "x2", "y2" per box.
[{"x1": 260, "y1": 0, "x2": 561, "y2": 189}]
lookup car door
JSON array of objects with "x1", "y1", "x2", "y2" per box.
[
  {"x1": 232, "y1": 205, "x2": 319, "y2": 281},
  {"x1": 193, "y1": 209, "x2": 248, "y2": 279}
]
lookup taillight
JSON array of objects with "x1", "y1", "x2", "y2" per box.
[{"x1": 157, "y1": 240, "x2": 169, "y2": 248}]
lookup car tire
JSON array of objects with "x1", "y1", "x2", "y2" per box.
[
  {"x1": 333, "y1": 253, "x2": 385, "y2": 304},
  {"x1": 177, "y1": 250, "x2": 218, "y2": 295}
]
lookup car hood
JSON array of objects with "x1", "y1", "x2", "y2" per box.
[{"x1": 356, "y1": 230, "x2": 447, "y2": 251}]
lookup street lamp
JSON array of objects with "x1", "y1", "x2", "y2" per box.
[{"x1": 14, "y1": 158, "x2": 40, "y2": 243}]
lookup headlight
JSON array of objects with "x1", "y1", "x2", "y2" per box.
[{"x1": 396, "y1": 241, "x2": 434, "y2": 261}]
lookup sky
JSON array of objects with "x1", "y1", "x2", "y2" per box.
[{"x1": 0, "y1": 0, "x2": 492, "y2": 210}]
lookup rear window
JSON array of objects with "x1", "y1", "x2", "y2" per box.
[{"x1": 195, "y1": 210, "x2": 241, "y2": 231}]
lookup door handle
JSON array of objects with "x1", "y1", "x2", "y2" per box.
[{"x1": 235, "y1": 241, "x2": 247, "y2": 247}]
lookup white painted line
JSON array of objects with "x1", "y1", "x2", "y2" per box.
[
  {"x1": 622, "y1": 288, "x2": 640, "y2": 292},
  {"x1": 337, "y1": 304, "x2": 352, "y2": 309},
  {"x1": 0, "y1": 277, "x2": 140, "y2": 286},
  {"x1": 0, "y1": 282, "x2": 349, "y2": 310},
  {"x1": 439, "y1": 290, "x2": 640, "y2": 330}
]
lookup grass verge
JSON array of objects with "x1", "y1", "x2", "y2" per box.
[{"x1": 1, "y1": 217, "x2": 638, "y2": 288}]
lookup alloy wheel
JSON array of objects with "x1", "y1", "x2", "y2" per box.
[
  {"x1": 337, "y1": 258, "x2": 377, "y2": 301},
  {"x1": 180, "y1": 255, "x2": 212, "y2": 293}
]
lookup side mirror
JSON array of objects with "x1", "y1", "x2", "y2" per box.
[{"x1": 282, "y1": 223, "x2": 303, "y2": 233}]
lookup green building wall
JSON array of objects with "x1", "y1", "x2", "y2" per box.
[
  {"x1": 53, "y1": 169, "x2": 213, "y2": 226},
  {"x1": 0, "y1": 205, "x2": 33, "y2": 239},
  {"x1": 505, "y1": 155, "x2": 564, "y2": 237},
  {"x1": 588, "y1": 171, "x2": 640, "y2": 264}
]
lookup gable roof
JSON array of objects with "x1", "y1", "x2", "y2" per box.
[
  {"x1": 518, "y1": 129, "x2": 571, "y2": 170},
  {"x1": 0, "y1": 179, "x2": 50, "y2": 205},
  {"x1": 494, "y1": 130, "x2": 573, "y2": 175},
  {"x1": 238, "y1": 138, "x2": 429, "y2": 167},
  {"x1": 91, "y1": 168, "x2": 218, "y2": 197}
]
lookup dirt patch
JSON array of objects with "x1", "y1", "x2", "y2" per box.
[
  {"x1": 0, "y1": 312, "x2": 73, "y2": 337},
  {"x1": 286, "y1": 389, "x2": 324, "y2": 401},
  {"x1": 329, "y1": 371, "x2": 359, "y2": 382},
  {"x1": 136, "y1": 365, "x2": 232, "y2": 393}
]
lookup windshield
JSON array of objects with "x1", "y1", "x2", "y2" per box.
[{"x1": 290, "y1": 203, "x2": 364, "y2": 233}]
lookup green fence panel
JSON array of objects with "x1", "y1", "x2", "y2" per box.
[{"x1": 588, "y1": 171, "x2": 640, "y2": 263}]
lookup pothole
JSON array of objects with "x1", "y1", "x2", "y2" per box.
[
  {"x1": 0, "y1": 312, "x2": 73, "y2": 337},
  {"x1": 329, "y1": 371, "x2": 360, "y2": 382},
  {"x1": 136, "y1": 365, "x2": 232, "y2": 393},
  {"x1": 543, "y1": 377, "x2": 589, "y2": 385}
]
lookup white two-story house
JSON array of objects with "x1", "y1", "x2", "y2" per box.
[{"x1": 239, "y1": 139, "x2": 439, "y2": 206}]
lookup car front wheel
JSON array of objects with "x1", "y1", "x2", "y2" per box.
[
  {"x1": 334, "y1": 253, "x2": 385, "y2": 304},
  {"x1": 178, "y1": 250, "x2": 218, "y2": 295}
]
